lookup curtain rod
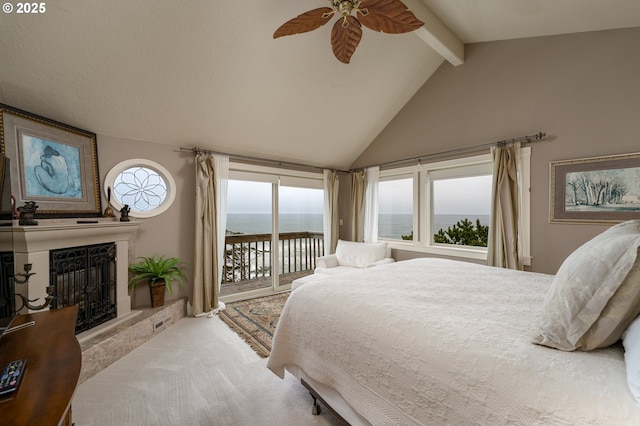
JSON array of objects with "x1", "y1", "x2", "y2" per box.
[
  {"x1": 179, "y1": 146, "x2": 349, "y2": 174},
  {"x1": 356, "y1": 131, "x2": 547, "y2": 171},
  {"x1": 181, "y1": 131, "x2": 546, "y2": 175}
]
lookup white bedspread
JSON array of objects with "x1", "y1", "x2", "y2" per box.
[{"x1": 267, "y1": 258, "x2": 640, "y2": 425}]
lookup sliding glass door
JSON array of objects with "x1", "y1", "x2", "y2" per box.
[{"x1": 222, "y1": 169, "x2": 324, "y2": 300}]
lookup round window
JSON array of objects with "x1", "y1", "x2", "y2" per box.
[{"x1": 103, "y1": 159, "x2": 176, "y2": 218}]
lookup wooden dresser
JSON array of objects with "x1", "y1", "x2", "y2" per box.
[{"x1": 0, "y1": 306, "x2": 81, "y2": 425}]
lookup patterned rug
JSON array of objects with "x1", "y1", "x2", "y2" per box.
[{"x1": 218, "y1": 292, "x2": 291, "y2": 358}]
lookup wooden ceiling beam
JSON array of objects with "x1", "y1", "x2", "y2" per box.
[{"x1": 403, "y1": 0, "x2": 465, "y2": 66}]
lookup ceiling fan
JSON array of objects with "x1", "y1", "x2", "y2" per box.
[{"x1": 273, "y1": 0, "x2": 424, "y2": 64}]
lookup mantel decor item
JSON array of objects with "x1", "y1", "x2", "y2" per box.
[
  {"x1": 550, "y1": 152, "x2": 640, "y2": 223},
  {"x1": 17, "y1": 201, "x2": 38, "y2": 226},
  {"x1": 102, "y1": 186, "x2": 116, "y2": 218},
  {"x1": 12, "y1": 262, "x2": 55, "y2": 311},
  {"x1": 128, "y1": 255, "x2": 186, "y2": 308},
  {"x1": 0, "y1": 103, "x2": 102, "y2": 217},
  {"x1": 119, "y1": 204, "x2": 131, "y2": 222}
]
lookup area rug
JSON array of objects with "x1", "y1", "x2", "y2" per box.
[{"x1": 218, "y1": 291, "x2": 291, "y2": 358}]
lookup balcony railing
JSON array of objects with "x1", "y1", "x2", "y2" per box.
[{"x1": 222, "y1": 232, "x2": 324, "y2": 292}]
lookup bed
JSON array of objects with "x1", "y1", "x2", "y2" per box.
[{"x1": 266, "y1": 255, "x2": 640, "y2": 425}]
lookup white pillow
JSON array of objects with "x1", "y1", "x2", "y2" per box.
[
  {"x1": 534, "y1": 220, "x2": 640, "y2": 351},
  {"x1": 334, "y1": 240, "x2": 387, "y2": 269},
  {"x1": 623, "y1": 316, "x2": 640, "y2": 407}
]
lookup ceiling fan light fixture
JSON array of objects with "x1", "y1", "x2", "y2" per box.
[
  {"x1": 335, "y1": 0, "x2": 358, "y2": 17},
  {"x1": 274, "y1": 0, "x2": 424, "y2": 64}
]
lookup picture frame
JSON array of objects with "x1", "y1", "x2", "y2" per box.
[
  {"x1": 0, "y1": 103, "x2": 102, "y2": 217},
  {"x1": 550, "y1": 152, "x2": 640, "y2": 223}
]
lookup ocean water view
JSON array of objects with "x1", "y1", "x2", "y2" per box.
[
  {"x1": 226, "y1": 214, "x2": 324, "y2": 235},
  {"x1": 226, "y1": 213, "x2": 490, "y2": 239}
]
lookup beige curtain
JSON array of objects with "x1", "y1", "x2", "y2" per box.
[
  {"x1": 193, "y1": 153, "x2": 229, "y2": 316},
  {"x1": 487, "y1": 142, "x2": 522, "y2": 269},
  {"x1": 350, "y1": 170, "x2": 365, "y2": 242},
  {"x1": 323, "y1": 170, "x2": 340, "y2": 254}
]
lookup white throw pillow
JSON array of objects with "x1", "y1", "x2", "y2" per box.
[
  {"x1": 334, "y1": 240, "x2": 387, "y2": 269},
  {"x1": 623, "y1": 315, "x2": 640, "y2": 407},
  {"x1": 534, "y1": 220, "x2": 640, "y2": 351}
]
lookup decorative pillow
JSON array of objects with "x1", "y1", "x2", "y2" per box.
[
  {"x1": 334, "y1": 240, "x2": 387, "y2": 269},
  {"x1": 623, "y1": 315, "x2": 640, "y2": 407},
  {"x1": 534, "y1": 220, "x2": 640, "y2": 351}
]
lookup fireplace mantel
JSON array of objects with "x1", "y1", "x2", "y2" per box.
[
  {"x1": 13, "y1": 220, "x2": 140, "y2": 252},
  {"x1": 11, "y1": 219, "x2": 141, "y2": 318}
]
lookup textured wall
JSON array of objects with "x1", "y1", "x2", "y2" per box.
[
  {"x1": 97, "y1": 136, "x2": 195, "y2": 307},
  {"x1": 350, "y1": 27, "x2": 640, "y2": 274}
]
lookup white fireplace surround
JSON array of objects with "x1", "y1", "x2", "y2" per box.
[{"x1": 11, "y1": 219, "x2": 141, "y2": 319}]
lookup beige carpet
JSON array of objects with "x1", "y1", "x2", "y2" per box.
[{"x1": 72, "y1": 315, "x2": 341, "y2": 425}]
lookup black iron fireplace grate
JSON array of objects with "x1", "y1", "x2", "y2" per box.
[{"x1": 50, "y1": 242, "x2": 117, "y2": 334}]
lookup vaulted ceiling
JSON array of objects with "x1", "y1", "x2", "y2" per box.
[{"x1": 1, "y1": 1, "x2": 639, "y2": 169}]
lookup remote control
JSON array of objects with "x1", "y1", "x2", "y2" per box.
[{"x1": 0, "y1": 359, "x2": 27, "y2": 396}]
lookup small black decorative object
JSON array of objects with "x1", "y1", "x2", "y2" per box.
[
  {"x1": 119, "y1": 204, "x2": 131, "y2": 222},
  {"x1": 17, "y1": 201, "x2": 38, "y2": 226}
]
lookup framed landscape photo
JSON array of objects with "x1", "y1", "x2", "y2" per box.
[
  {"x1": 550, "y1": 152, "x2": 640, "y2": 223},
  {"x1": 0, "y1": 103, "x2": 102, "y2": 217}
]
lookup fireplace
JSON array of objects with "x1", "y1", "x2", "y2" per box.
[
  {"x1": 11, "y1": 220, "x2": 140, "y2": 332},
  {"x1": 51, "y1": 243, "x2": 117, "y2": 334}
]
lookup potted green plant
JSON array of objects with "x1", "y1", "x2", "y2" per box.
[{"x1": 128, "y1": 254, "x2": 187, "y2": 308}]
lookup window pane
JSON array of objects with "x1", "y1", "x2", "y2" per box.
[
  {"x1": 378, "y1": 177, "x2": 413, "y2": 241},
  {"x1": 113, "y1": 167, "x2": 167, "y2": 212},
  {"x1": 223, "y1": 180, "x2": 273, "y2": 296},
  {"x1": 105, "y1": 159, "x2": 176, "y2": 218},
  {"x1": 279, "y1": 186, "x2": 323, "y2": 233},
  {"x1": 279, "y1": 186, "x2": 324, "y2": 281},
  {"x1": 432, "y1": 175, "x2": 491, "y2": 247}
]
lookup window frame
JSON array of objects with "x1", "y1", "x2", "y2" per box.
[
  {"x1": 224, "y1": 162, "x2": 324, "y2": 301},
  {"x1": 378, "y1": 148, "x2": 531, "y2": 264},
  {"x1": 377, "y1": 170, "x2": 417, "y2": 242},
  {"x1": 103, "y1": 158, "x2": 176, "y2": 219},
  {"x1": 229, "y1": 163, "x2": 323, "y2": 190},
  {"x1": 424, "y1": 159, "x2": 493, "y2": 250}
]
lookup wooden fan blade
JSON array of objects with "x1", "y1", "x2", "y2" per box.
[
  {"x1": 331, "y1": 16, "x2": 362, "y2": 64},
  {"x1": 357, "y1": 0, "x2": 424, "y2": 34},
  {"x1": 273, "y1": 8, "x2": 334, "y2": 38}
]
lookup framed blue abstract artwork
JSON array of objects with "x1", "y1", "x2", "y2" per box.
[{"x1": 0, "y1": 103, "x2": 101, "y2": 217}]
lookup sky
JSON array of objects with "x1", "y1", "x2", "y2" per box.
[
  {"x1": 227, "y1": 180, "x2": 323, "y2": 214},
  {"x1": 378, "y1": 175, "x2": 492, "y2": 215}
]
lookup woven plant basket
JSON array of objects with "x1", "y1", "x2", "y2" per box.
[{"x1": 149, "y1": 280, "x2": 166, "y2": 308}]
